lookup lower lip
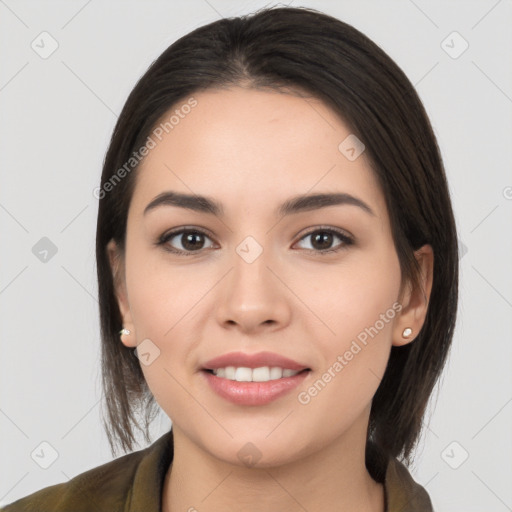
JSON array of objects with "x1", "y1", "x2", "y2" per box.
[{"x1": 202, "y1": 370, "x2": 310, "y2": 406}]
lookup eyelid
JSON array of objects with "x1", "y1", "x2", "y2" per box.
[
  {"x1": 294, "y1": 225, "x2": 354, "y2": 243},
  {"x1": 158, "y1": 225, "x2": 215, "y2": 240}
]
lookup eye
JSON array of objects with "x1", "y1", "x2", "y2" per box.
[
  {"x1": 156, "y1": 226, "x2": 354, "y2": 256},
  {"x1": 157, "y1": 228, "x2": 216, "y2": 256},
  {"x1": 294, "y1": 227, "x2": 354, "y2": 254}
]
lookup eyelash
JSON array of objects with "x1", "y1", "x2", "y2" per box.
[{"x1": 155, "y1": 226, "x2": 354, "y2": 257}]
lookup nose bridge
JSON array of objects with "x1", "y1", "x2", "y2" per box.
[
  {"x1": 231, "y1": 233, "x2": 273, "y2": 303},
  {"x1": 216, "y1": 232, "x2": 290, "y2": 331}
]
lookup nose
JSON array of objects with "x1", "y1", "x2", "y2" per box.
[{"x1": 215, "y1": 243, "x2": 292, "y2": 335}]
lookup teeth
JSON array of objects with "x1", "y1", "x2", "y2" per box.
[{"x1": 211, "y1": 366, "x2": 302, "y2": 382}]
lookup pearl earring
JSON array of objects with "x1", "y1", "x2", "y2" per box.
[
  {"x1": 119, "y1": 328, "x2": 131, "y2": 336},
  {"x1": 402, "y1": 327, "x2": 412, "y2": 338}
]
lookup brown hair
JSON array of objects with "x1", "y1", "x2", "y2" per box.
[{"x1": 95, "y1": 5, "x2": 458, "y2": 476}]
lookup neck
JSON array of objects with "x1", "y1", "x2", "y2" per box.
[{"x1": 162, "y1": 412, "x2": 385, "y2": 512}]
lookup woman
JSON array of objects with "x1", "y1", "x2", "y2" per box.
[{"x1": 2, "y1": 5, "x2": 458, "y2": 511}]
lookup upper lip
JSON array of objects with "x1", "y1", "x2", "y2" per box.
[{"x1": 202, "y1": 351, "x2": 310, "y2": 371}]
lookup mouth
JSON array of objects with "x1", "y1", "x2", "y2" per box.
[
  {"x1": 200, "y1": 351, "x2": 312, "y2": 405},
  {"x1": 200, "y1": 364, "x2": 311, "y2": 406}
]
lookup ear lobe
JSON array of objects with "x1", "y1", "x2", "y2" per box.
[
  {"x1": 392, "y1": 244, "x2": 434, "y2": 347},
  {"x1": 107, "y1": 239, "x2": 136, "y2": 347}
]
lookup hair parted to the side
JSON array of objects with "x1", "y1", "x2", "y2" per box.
[{"x1": 95, "y1": 5, "x2": 458, "y2": 477}]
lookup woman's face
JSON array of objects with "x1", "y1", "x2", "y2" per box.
[{"x1": 109, "y1": 87, "x2": 421, "y2": 467}]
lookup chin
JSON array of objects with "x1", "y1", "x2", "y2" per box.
[{"x1": 205, "y1": 434, "x2": 310, "y2": 470}]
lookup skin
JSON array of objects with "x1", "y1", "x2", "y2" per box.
[{"x1": 107, "y1": 87, "x2": 433, "y2": 512}]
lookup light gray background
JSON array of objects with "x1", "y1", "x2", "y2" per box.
[{"x1": 1, "y1": 0, "x2": 511, "y2": 510}]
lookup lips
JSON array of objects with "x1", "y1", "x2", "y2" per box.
[
  {"x1": 201, "y1": 351, "x2": 310, "y2": 371},
  {"x1": 202, "y1": 369, "x2": 309, "y2": 406}
]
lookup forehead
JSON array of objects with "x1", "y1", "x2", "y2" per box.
[{"x1": 130, "y1": 87, "x2": 385, "y2": 220}]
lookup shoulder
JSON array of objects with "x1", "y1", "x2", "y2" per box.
[
  {"x1": 1, "y1": 443, "x2": 151, "y2": 512},
  {"x1": 384, "y1": 457, "x2": 434, "y2": 512}
]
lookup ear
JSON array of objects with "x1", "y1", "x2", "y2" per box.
[
  {"x1": 107, "y1": 239, "x2": 137, "y2": 348},
  {"x1": 392, "y1": 244, "x2": 434, "y2": 347}
]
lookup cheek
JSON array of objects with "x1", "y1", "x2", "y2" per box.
[
  {"x1": 294, "y1": 260, "x2": 400, "y2": 432},
  {"x1": 123, "y1": 252, "x2": 201, "y2": 406},
  {"x1": 126, "y1": 242, "x2": 209, "y2": 335},
  {"x1": 295, "y1": 246, "x2": 401, "y2": 344},
  {"x1": 294, "y1": 245, "x2": 401, "y2": 394}
]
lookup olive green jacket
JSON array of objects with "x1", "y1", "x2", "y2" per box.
[{"x1": 2, "y1": 429, "x2": 433, "y2": 511}]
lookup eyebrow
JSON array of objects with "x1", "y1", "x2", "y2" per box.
[{"x1": 143, "y1": 191, "x2": 375, "y2": 217}]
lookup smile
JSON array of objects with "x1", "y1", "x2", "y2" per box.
[{"x1": 210, "y1": 366, "x2": 304, "y2": 382}]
